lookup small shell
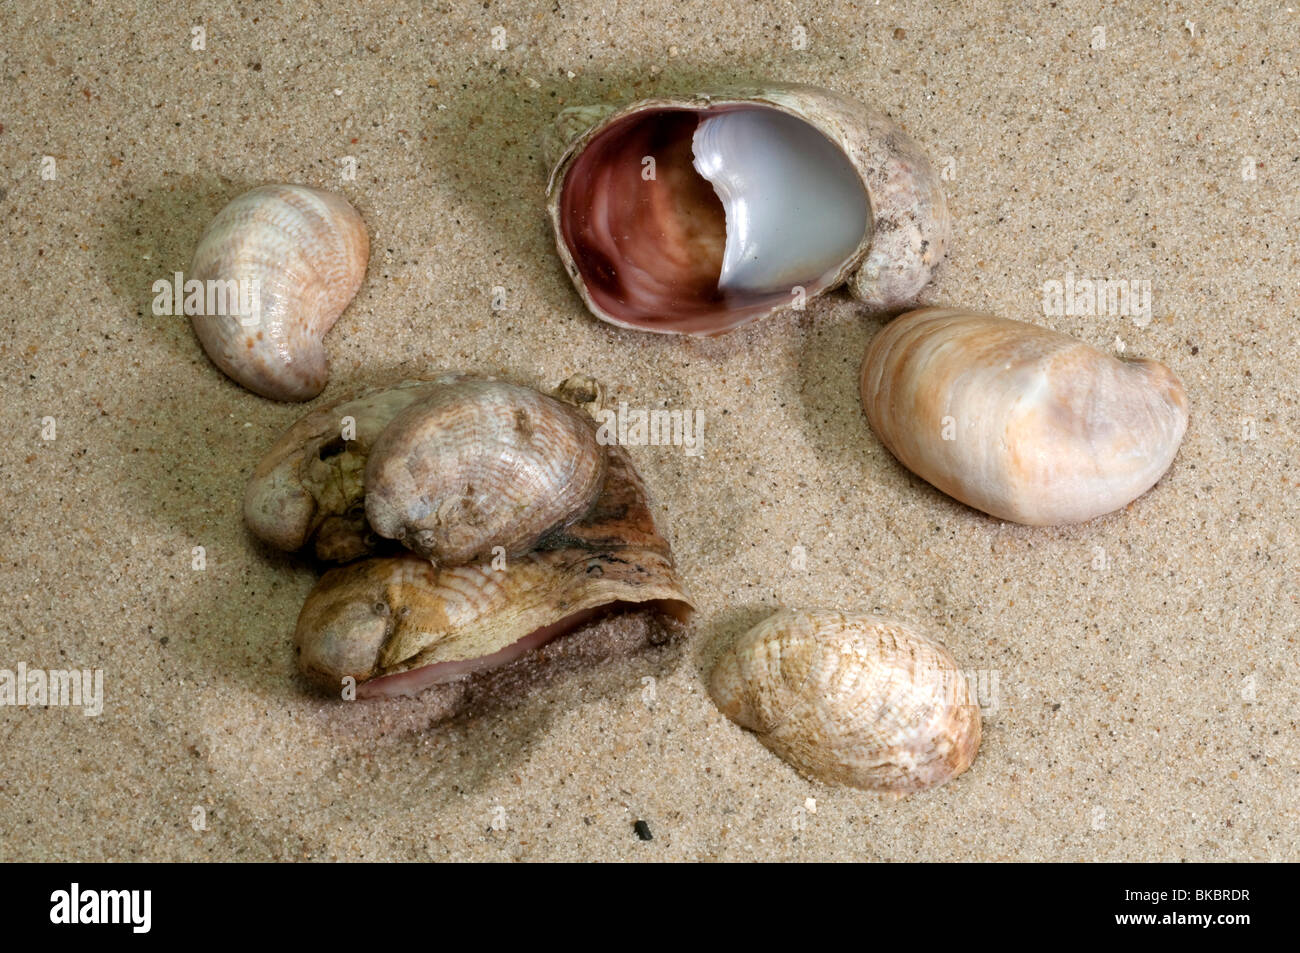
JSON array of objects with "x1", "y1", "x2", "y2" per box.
[
  {"x1": 364, "y1": 379, "x2": 607, "y2": 564},
  {"x1": 860, "y1": 308, "x2": 1190, "y2": 525},
  {"x1": 243, "y1": 373, "x2": 477, "y2": 562},
  {"x1": 190, "y1": 184, "x2": 369, "y2": 401},
  {"x1": 296, "y1": 446, "x2": 693, "y2": 698},
  {"x1": 545, "y1": 84, "x2": 950, "y2": 335},
  {"x1": 709, "y1": 609, "x2": 980, "y2": 793}
]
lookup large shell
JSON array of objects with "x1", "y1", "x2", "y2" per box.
[
  {"x1": 190, "y1": 184, "x2": 369, "y2": 401},
  {"x1": 243, "y1": 373, "x2": 477, "y2": 562},
  {"x1": 364, "y1": 379, "x2": 607, "y2": 564},
  {"x1": 709, "y1": 609, "x2": 980, "y2": 793},
  {"x1": 296, "y1": 446, "x2": 693, "y2": 698},
  {"x1": 545, "y1": 83, "x2": 950, "y2": 335},
  {"x1": 860, "y1": 308, "x2": 1190, "y2": 525}
]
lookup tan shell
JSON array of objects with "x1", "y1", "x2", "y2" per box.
[
  {"x1": 190, "y1": 184, "x2": 369, "y2": 401},
  {"x1": 860, "y1": 308, "x2": 1190, "y2": 525},
  {"x1": 296, "y1": 446, "x2": 693, "y2": 698},
  {"x1": 709, "y1": 609, "x2": 981, "y2": 793},
  {"x1": 364, "y1": 379, "x2": 607, "y2": 564},
  {"x1": 243, "y1": 373, "x2": 477, "y2": 562},
  {"x1": 545, "y1": 83, "x2": 950, "y2": 335}
]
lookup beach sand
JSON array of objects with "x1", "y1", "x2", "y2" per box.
[{"x1": 0, "y1": 0, "x2": 1295, "y2": 860}]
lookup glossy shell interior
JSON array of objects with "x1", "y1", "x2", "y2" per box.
[{"x1": 556, "y1": 104, "x2": 869, "y2": 334}]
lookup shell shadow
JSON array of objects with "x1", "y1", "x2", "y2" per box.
[
  {"x1": 87, "y1": 176, "x2": 330, "y2": 709},
  {"x1": 788, "y1": 303, "x2": 878, "y2": 475},
  {"x1": 94, "y1": 175, "x2": 262, "y2": 372},
  {"x1": 791, "y1": 303, "x2": 981, "y2": 523},
  {"x1": 288, "y1": 613, "x2": 692, "y2": 830},
  {"x1": 174, "y1": 601, "x2": 692, "y2": 857}
]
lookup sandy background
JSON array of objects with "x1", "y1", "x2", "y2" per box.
[{"x1": 1, "y1": 0, "x2": 1296, "y2": 861}]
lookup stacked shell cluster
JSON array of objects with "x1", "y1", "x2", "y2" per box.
[{"x1": 244, "y1": 372, "x2": 692, "y2": 703}]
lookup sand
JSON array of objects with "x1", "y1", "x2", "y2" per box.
[{"x1": 0, "y1": 0, "x2": 1296, "y2": 861}]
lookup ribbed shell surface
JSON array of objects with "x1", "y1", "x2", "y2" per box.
[
  {"x1": 296, "y1": 446, "x2": 692, "y2": 687},
  {"x1": 709, "y1": 609, "x2": 981, "y2": 792},
  {"x1": 190, "y1": 184, "x2": 368, "y2": 401},
  {"x1": 363, "y1": 379, "x2": 606, "y2": 563}
]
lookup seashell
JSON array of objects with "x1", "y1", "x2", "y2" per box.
[
  {"x1": 860, "y1": 308, "x2": 1190, "y2": 525},
  {"x1": 364, "y1": 379, "x2": 607, "y2": 565},
  {"x1": 190, "y1": 184, "x2": 369, "y2": 401},
  {"x1": 708, "y1": 608, "x2": 980, "y2": 793},
  {"x1": 243, "y1": 373, "x2": 477, "y2": 562},
  {"x1": 296, "y1": 446, "x2": 693, "y2": 698},
  {"x1": 545, "y1": 83, "x2": 950, "y2": 335}
]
